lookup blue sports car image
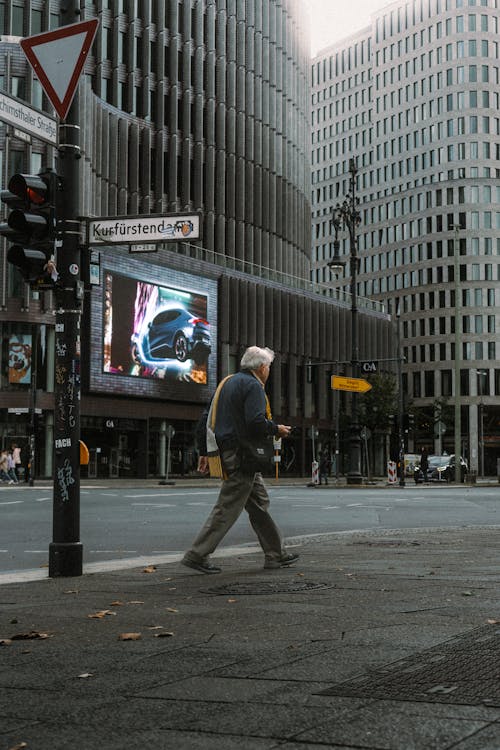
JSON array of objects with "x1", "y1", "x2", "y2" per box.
[{"x1": 131, "y1": 306, "x2": 211, "y2": 367}]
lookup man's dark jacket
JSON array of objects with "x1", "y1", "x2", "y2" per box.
[{"x1": 196, "y1": 370, "x2": 278, "y2": 454}]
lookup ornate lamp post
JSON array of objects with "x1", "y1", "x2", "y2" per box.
[{"x1": 329, "y1": 158, "x2": 362, "y2": 484}]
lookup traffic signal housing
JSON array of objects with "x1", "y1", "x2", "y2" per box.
[{"x1": 0, "y1": 170, "x2": 60, "y2": 288}]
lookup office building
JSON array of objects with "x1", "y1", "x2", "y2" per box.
[
  {"x1": 0, "y1": 1, "x2": 393, "y2": 478},
  {"x1": 312, "y1": 0, "x2": 500, "y2": 473}
]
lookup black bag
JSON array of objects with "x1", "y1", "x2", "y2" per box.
[{"x1": 239, "y1": 438, "x2": 275, "y2": 473}]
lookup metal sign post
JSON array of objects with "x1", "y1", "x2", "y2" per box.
[{"x1": 45, "y1": 5, "x2": 98, "y2": 577}]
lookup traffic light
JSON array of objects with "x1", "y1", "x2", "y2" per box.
[{"x1": 0, "y1": 170, "x2": 60, "y2": 288}]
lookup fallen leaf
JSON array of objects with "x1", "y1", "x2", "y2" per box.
[
  {"x1": 64, "y1": 590, "x2": 79, "y2": 595},
  {"x1": 128, "y1": 600, "x2": 144, "y2": 605},
  {"x1": 39, "y1": 563, "x2": 49, "y2": 569},
  {"x1": 0, "y1": 639, "x2": 13, "y2": 646},
  {"x1": 78, "y1": 673, "x2": 94, "y2": 679},
  {"x1": 118, "y1": 632, "x2": 141, "y2": 641},
  {"x1": 110, "y1": 601, "x2": 125, "y2": 607},
  {"x1": 9, "y1": 743, "x2": 28, "y2": 750},
  {"x1": 296, "y1": 572, "x2": 305, "y2": 577},
  {"x1": 154, "y1": 631, "x2": 174, "y2": 638},
  {"x1": 227, "y1": 599, "x2": 237, "y2": 603},
  {"x1": 147, "y1": 625, "x2": 165, "y2": 630},
  {"x1": 11, "y1": 631, "x2": 51, "y2": 640},
  {"x1": 461, "y1": 591, "x2": 475, "y2": 597},
  {"x1": 143, "y1": 565, "x2": 157, "y2": 574},
  {"x1": 10, "y1": 618, "x2": 18, "y2": 624},
  {"x1": 166, "y1": 607, "x2": 178, "y2": 613},
  {"x1": 87, "y1": 610, "x2": 117, "y2": 619},
  {"x1": 487, "y1": 618, "x2": 500, "y2": 624}
]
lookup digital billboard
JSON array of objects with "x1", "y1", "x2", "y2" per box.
[
  {"x1": 103, "y1": 273, "x2": 210, "y2": 384},
  {"x1": 87, "y1": 252, "x2": 218, "y2": 402}
]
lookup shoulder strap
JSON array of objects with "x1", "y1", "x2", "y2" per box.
[{"x1": 210, "y1": 374, "x2": 234, "y2": 430}]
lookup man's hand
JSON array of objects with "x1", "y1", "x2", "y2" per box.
[
  {"x1": 197, "y1": 455, "x2": 209, "y2": 474},
  {"x1": 277, "y1": 424, "x2": 292, "y2": 438}
]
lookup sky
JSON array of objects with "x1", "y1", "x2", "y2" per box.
[{"x1": 307, "y1": 0, "x2": 390, "y2": 56}]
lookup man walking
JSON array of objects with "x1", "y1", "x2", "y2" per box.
[{"x1": 182, "y1": 346, "x2": 299, "y2": 574}]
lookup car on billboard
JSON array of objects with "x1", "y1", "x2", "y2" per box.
[{"x1": 131, "y1": 306, "x2": 211, "y2": 366}]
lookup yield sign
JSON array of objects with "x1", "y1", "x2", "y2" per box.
[{"x1": 20, "y1": 19, "x2": 99, "y2": 121}]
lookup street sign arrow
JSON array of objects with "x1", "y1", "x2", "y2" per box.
[
  {"x1": 20, "y1": 19, "x2": 99, "y2": 121},
  {"x1": 331, "y1": 375, "x2": 372, "y2": 393}
]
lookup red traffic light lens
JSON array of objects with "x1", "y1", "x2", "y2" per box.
[{"x1": 8, "y1": 174, "x2": 47, "y2": 205}]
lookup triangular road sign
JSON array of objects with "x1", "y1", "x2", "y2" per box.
[{"x1": 20, "y1": 19, "x2": 99, "y2": 121}]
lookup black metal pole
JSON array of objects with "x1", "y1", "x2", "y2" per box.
[
  {"x1": 28, "y1": 323, "x2": 38, "y2": 486},
  {"x1": 48, "y1": 1, "x2": 83, "y2": 577},
  {"x1": 396, "y1": 311, "x2": 405, "y2": 487},
  {"x1": 346, "y1": 159, "x2": 362, "y2": 484}
]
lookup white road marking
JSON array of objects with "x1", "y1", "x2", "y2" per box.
[
  {"x1": 132, "y1": 503, "x2": 176, "y2": 508},
  {"x1": 35, "y1": 497, "x2": 51, "y2": 502},
  {"x1": 125, "y1": 491, "x2": 215, "y2": 498},
  {"x1": 0, "y1": 500, "x2": 23, "y2": 506}
]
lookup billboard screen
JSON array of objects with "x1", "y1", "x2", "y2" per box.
[
  {"x1": 103, "y1": 273, "x2": 210, "y2": 384},
  {"x1": 87, "y1": 252, "x2": 217, "y2": 402}
]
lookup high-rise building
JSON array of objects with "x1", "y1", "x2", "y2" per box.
[
  {"x1": 312, "y1": 0, "x2": 500, "y2": 474},
  {"x1": 0, "y1": 1, "x2": 393, "y2": 479}
]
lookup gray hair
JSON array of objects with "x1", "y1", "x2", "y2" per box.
[{"x1": 240, "y1": 346, "x2": 275, "y2": 371}]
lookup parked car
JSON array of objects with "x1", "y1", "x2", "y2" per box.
[
  {"x1": 132, "y1": 306, "x2": 211, "y2": 366},
  {"x1": 414, "y1": 454, "x2": 468, "y2": 483}
]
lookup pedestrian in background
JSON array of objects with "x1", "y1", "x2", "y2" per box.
[
  {"x1": 6, "y1": 450, "x2": 18, "y2": 484},
  {"x1": 11, "y1": 443, "x2": 21, "y2": 481},
  {"x1": 0, "y1": 450, "x2": 12, "y2": 484},
  {"x1": 182, "y1": 346, "x2": 299, "y2": 574},
  {"x1": 319, "y1": 451, "x2": 330, "y2": 485}
]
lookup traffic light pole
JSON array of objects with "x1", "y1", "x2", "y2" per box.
[{"x1": 48, "y1": 2, "x2": 83, "y2": 577}]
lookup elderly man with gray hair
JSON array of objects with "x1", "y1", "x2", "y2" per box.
[{"x1": 182, "y1": 345, "x2": 299, "y2": 574}]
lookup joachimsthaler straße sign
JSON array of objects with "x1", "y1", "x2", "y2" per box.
[{"x1": 87, "y1": 212, "x2": 201, "y2": 246}]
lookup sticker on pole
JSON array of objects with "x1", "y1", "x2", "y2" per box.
[{"x1": 20, "y1": 19, "x2": 99, "y2": 121}]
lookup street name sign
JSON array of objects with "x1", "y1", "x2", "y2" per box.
[
  {"x1": 331, "y1": 375, "x2": 372, "y2": 393},
  {"x1": 0, "y1": 91, "x2": 57, "y2": 144},
  {"x1": 87, "y1": 213, "x2": 202, "y2": 246},
  {"x1": 20, "y1": 19, "x2": 99, "y2": 121}
]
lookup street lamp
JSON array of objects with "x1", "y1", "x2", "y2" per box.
[
  {"x1": 329, "y1": 158, "x2": 362, "y2": 484},
  {"x1": 476, "y1": 369, "x2": 487, "y2": 478}
]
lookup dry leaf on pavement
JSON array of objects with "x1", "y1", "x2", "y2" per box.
[
  {"x1": 87, "y1": 610, "x2": 117, "y2": 619},
  {"x1": 143, "y1": 565, "x2": 157, "y2": 574},
  {"x1": 78, "y1": 673, "x2": 94, "y2": 679},
  {"x1": 9, "y1": 742, "x2": 28, "y2": 750},
  {"x1": 487, "y1": 618, "x2": 500, "y2": 624},
  {"x1": 11, "y1": 631, "x2": 51, "y2": 640},
  {"x1": 154, "y1": 631, "x2": 174, "y2": 638},
  {"x1": 0, "y1": 638, "x2": 13, "y2": 646},
  {"x1": 110, "y1": 601, "x2": 125, "y2": 607},
  {"x1": 118, "y1": 632, "x2": 142, "y2": 641}
]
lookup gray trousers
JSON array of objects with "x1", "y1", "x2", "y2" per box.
[{"x1": 185, "y1": 448, "x2": 284, "y2": 563}]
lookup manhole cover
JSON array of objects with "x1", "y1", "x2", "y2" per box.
[
  {"x1": 319, "y1": 625, "x2": 500, "y2": 706},
  {"x1": 205, "y1": 580, "x2": 332, "y2": 596}
]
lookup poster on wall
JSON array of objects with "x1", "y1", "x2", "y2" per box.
[
  {"x1": 103, "y1": 272, "x2": 211, "y2": 385},
  {"x1": 8, "y1": 334, "x2": 32, "y2": 384}
]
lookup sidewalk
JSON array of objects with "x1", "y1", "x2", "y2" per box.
[{"x1": 3, "y1": 524, "x2": 500, "y2": 749}]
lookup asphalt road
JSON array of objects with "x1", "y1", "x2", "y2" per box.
[{"x1": 1, "y1": 482, "x2": 500, "y2": 573}]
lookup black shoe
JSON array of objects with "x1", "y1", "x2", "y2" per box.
[
  {"x1": 264, "y1": 552, "x2": 300, "y2": 569},
  {"x1": 182, "y1": 557, "x2": 221, "y2": 574}
]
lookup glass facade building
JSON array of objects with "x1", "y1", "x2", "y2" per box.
[
  {"x1": 0, "y1": 1, "x2": 394, "y2": 479},
  {"x1": 312, "y1": 0, "x2": 500, "y2": 474}
]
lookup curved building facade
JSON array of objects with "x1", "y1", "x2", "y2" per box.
[
  {"x1": 0, "y1": 1, "x2": 393, "y2": 479},
  {"x1": 312, "y1": 0, "x2": 500, "y2": 473}
]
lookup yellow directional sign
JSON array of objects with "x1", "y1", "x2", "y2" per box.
[{"x1": 331, "y1": 375, "x2": 372, "y2": 393}]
